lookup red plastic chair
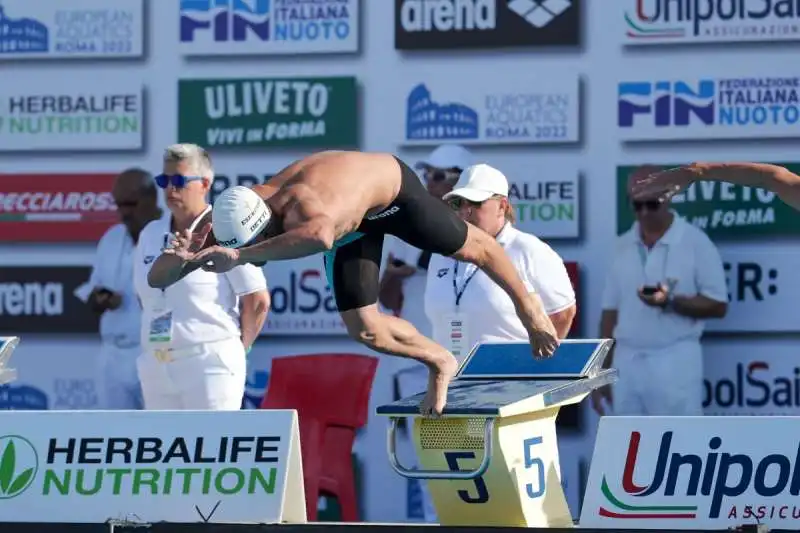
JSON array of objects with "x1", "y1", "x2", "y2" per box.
[{"x1": 259, "y1": 353, "x2": 378, "y2": 522}]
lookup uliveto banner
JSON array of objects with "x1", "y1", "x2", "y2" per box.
[
  {"x1": 0, "y1": 84, "x2": 144, "y2": 151},
  {"x1": 0, "y1": 410, "x2": 301, "y2": 522},
  {"x1": 703, "y1": 338, "x2": 800, "y2": 416},
  {"x1": 0, "y1": 0, "x2": 144, "y2": 60},
  {"x1": 616, "y1": 164, "x2": 800, "y2": 238},
  {"x1": 621, "y1": 0, "x2": 800, "y2": 46},
  {"x1": 261, "y1": 257, "x2": 345, "y2": 336},
  {"x1": 0, "y1": 266, "x2": 98, "y2": 334},
  {"x1": 401, "y1": 76, "x2": 580, "y2": 145},
  {"x1": 178, "y1": 76, "x2": 359, "y2": 149},
  {"x1": 582, "y1": 417, "x2": 800, "y2": 530},
  {"x1": 0, "y1": 174, "x2": 118, "y2": 242},
  {"x1": 179, "y1": 0, "x2": 359, "y2": 56}
]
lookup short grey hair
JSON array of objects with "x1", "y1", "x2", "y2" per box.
[{"x1": 164, "y1": 143, "x2": 214, "y2": 183}]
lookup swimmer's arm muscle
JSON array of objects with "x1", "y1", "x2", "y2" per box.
[
  {"x1": 237, "y1": 189, "x2": 335, "y2": 262},
  {"x1": 694, "y1": 162, "x2": 800, "y2": 210}
]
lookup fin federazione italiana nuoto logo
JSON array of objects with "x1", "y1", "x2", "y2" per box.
[{"x1": 0, "y1": 435, "x2": 38, "y2": 499}]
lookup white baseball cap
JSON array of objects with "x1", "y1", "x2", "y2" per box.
[
  {"x1": 415, "y1": 144, "x2": 474, "y2": 171},
  {"x1": 442, "y1": 164, "x2": 509, "y2": 202},
  {"x1": 212, "y1": 186, "x2": 271, "y2": 249}
]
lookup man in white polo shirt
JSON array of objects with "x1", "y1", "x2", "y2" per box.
[
  {"x1": 426, "y1": 164, "x2": 576, "y2": 360},
  {"x1": 592, "y1": 166, "x2": 728, "y2": 417}
]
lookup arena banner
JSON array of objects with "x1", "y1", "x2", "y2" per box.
[
  {"x1": 703, "y1": 337, "x2": 800, "y2": 416},
  {"x1": 260, "y1": 257, "x2": 345, "y2": 336},
  {"x1": 615, "y1": 164, "x2": 800, "y2": 238},
  {"x1": 0, "y1": 266, "x2": 99, "y2": 334},
  {"x1": 398, "y1": 75, "x2": 580, "y2": 146},
  {"x1": 0, "y1": 84, "x2": 144, "y2": 151},
  {"x1": 0, "y1": 410, "x2": 304, "y2": 523},
  {"x1": 208, "y1": 172, "x2": 274, "y2": 204},
  {"x1": 618, "y1": 75, "x2": 800, "y2": 142},
  {"x1": 0, "y1": 174, "x2": 118, "y2": 242},
  {"x1": 179, "y1": 0, "x2": 359, "y2": 56},
  {"x1": 621, "y1": 0, "x2": 800, "y2": 46},
  {"x1": 395, "y1": 0, "x2": 581, "y2": 50},
  {"x1": 582, "y1": 416, "x2": 800, "y2": 530},
  {"x1": 0, "y1": 0, "x2": 144, "y2": 60},
  {"x1": 177, "y1": 76, "x2": 359, "y2": 150}
]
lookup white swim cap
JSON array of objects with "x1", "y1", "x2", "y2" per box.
[{"x1": 212, "y1": 186, "x2": 271, "y2": 249}]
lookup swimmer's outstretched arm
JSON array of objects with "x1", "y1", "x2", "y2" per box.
[
  {"x1": 638, "y1": 162, "x2": 800, "y2": 211},
  {"x1": 237, "y1": 217, "x2": 336, "y2": 262}
]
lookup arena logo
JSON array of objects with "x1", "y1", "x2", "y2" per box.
[
  {"x1": 178, "y1": 76, "x2": 358, "y2": 149},
  {"x1": 366, "y1": 206, "x2": 400, "y2": 220},
  {"x1": 618, "y1": 77, "x2": 800, "y2": 141},
  {"x1": 395, "y1": 0, "x2": 580, "y2": 49},
  {"x1": 179, "y1": 0, "x2": 359, "y2": 55},
  {"x1": 0, "y1": 0, "x2": 143, "y2": 59},
  {"x1": 623, "y1": 0, "x2": 800, "y2": 45},
  {"x1": 598, "y1": 430, "x2": 800, "y2": 522},
  {"x1": 704, "y1": 361, "x2": 800, "y2": 414},
  {"x1": 0, "y1": 267, "x2": 98, "y2": 334},
  {"x1": 403, "y1": 79, "x2": 579, "y2": 145}
]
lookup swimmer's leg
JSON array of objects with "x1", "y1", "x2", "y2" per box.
[{"x1": 340, "y1": 305, "x2": 457, "y2": 417}]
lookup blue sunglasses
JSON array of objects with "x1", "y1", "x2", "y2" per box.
[{"x1": 154, "y1": 174, "x2": 205, "y2": 189}]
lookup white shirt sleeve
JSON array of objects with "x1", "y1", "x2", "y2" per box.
[
  {"x1": 693, "y1": 233, "x2": 728, "y2": 303},
  {"x1": 74, "y1": 227, "x2": 113, "y2": 303},
  {"x1": 520, "y1": 244, "x2": 576, "y2": 315},
  {"x1": 224, "y1": 263, "x2": 268, "y2": 296}
]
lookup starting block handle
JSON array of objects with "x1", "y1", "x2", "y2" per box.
[{"x1": 387, "y1": 417, "x2": 495, "y2": 480}]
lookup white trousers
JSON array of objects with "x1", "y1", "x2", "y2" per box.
[
  {"x1": 98, "y1": 343, "x2": 144, "y2": 410},
  {"x1": 137, "y1": 337, "x2": 246, "y2": 410},
  {"x1": 613, "y1": 339, "x2": 704, "y2": 416}
]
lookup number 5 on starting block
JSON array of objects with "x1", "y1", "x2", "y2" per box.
[{"x1": 378, "y1": 339, "x2": 617, "y2": 528}]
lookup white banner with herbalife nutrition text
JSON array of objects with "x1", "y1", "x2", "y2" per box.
[
  {"x1": 0, "y1": 410, "x2": 305, "y2": 523},
  {"x1": 0, "y1": 81, "x2": 144, "y2": 151},
  {"x1": 581, "y1": 416, "x2": 800, "y2": 530}
]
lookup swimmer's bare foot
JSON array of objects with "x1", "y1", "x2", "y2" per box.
[{"x1": 419, "y1": 355, "x2": 458, "y2": 418}]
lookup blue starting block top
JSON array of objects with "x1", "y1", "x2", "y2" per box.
[
  {"x1": 0, "y1": 337, "x2": 19, "y2": 361},
  {"x1": 457, "y1": 339, "x2": 611, "y2": 380},
  {"x1": 376, "y1": 339, "x2": 616, "y2": 417}
]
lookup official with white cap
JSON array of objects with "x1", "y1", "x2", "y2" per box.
[
  {"x1": 426, "y1": 163, "x2": 577, "y2": 361},
  {"x1": 134, "y1": 144, "x2": 270, "y2": 410}
]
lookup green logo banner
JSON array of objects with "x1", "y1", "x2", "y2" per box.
[
  {"x1": 616, "y1": 164, "x2": 800, "y2": 238},
  {"x1": 178, "y1": 77, "x2": 358, "y2": 149}
]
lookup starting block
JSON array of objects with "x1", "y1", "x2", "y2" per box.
[
  {"x1": 376, "y1": 339, "x2": 617, "y2": 528},
  {"x1": 0, "y1": 337, "x2": 20, "y2": 385}
]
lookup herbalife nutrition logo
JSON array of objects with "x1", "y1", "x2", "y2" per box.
[
  {"x1": 0, "y1": 435, "x2": 38, "y2": 499},
  {"x1": 509, "y1": 0, "x2": 572, "y2": 28}
]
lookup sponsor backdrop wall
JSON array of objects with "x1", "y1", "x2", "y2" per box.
[{"x1": 2, "y1": 0, "x2": 800, "y2": 524}]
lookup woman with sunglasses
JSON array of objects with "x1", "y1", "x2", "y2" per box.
[{"x1": 132, "y1": 143, "x2": 269, "y2": 410}]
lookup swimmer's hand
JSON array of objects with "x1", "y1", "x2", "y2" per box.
[
  {"x1": 517, "y1": 294, "x2": 559, "y2": 359},
  {"x1": 630, "y1": 164, "x2": 700, "y2": 202},
  {"x1": 162, "y1": 223, "x2": 212, "y2": 262},
  {"x1": 528, "y1": 328, "x2": 559, "y2": 360},
  {"x1": 191, "y1": 245, "x2": 242, "y2": 273}
]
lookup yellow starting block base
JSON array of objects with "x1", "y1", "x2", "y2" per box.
[{"x1": 377, "y1": 339, "x2": 617, "y2": 528}]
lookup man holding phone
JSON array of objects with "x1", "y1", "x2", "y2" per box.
[
  {"x1": 592, "y1": 165, "x2": 728, "y2": 417},
  {"x1": 75, "y1": 169, "x2": 163, "y2": 410}
]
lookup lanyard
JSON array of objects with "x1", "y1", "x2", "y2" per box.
[{"x1": 452, "y1": 261, "x2": 479, "y2": 308}]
